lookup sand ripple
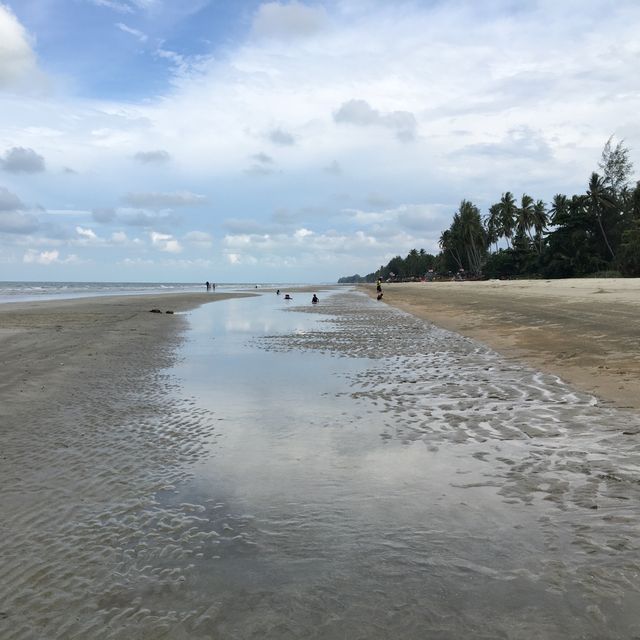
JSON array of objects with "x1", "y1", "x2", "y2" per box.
[
  {"x1": 3, "y1": 290, "x2": 640, "y2": 638},
  {"x1": 258, "y1": 291, "x2": 640, "y2": 633},
  {"x1": 0, "y1": 323, "x2": 219, "y2": 638}
]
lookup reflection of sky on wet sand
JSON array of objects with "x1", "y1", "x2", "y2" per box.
[{"x1": 165, "y1": 291, "x2": 640, "y2": 639}]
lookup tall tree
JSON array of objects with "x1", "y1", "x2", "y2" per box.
[
  {"x1": 516, "y1": 194, "x2": 535, "y2": 243},
  {"x1": 532, "y1": 199, "x2": 548, "y2": 254},
  {"x1": 549, "y1": 194, "x2": 569, "y2": 226},
  {"x1": 439, "y1": 229, "x2": 463, "y2": 271},
  {"x1": 586, "y1": 172, "x2": 617, "y2": 259},
  {"x1": 485, "y1": 203, "x2": 501, "y2": 252},
  {"x1": 498, "y1": 192, "x2": 517, "y2": 248},
  {"x1": 598, "y1": 136, "x2": 634, "y2": 197},
  {"x1": 457, "y1": 199, "x2": 487, "y2": 274}
]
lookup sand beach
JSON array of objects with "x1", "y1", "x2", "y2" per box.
[
  {"x1": 367, "y1": 278, "x2": 640, "y2": 412},
  {"x1": 1, "y1": 285, "x2": 640, "y2": 638},
  {"x1": 0, "y1": 292, "x2": 252, "y2": 638}
]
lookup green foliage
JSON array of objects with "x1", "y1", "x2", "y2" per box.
[
  {"x1": 376, "y1": 250, "x2": 436, "y2": 280},
  {"x1": 338, "y1": 136, "x2": 638, "y2": 283},
  {"x1": 338, "y1": 250, "x2": 437, "y2": 283},
  {"x1": 483, "y1": 249, "x2": 518, "y2": 279},
  {"x1": 617, "y1": 221, "x2": 640, "y2": 276}
]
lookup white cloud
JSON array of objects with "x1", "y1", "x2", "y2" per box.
[
  {"x1": 123, "y1": 191, "x2": 207, "y2": 208},
  {"x1": 184, "y1": 230, "x2": 213, "y2": 248},
  {"x1": 252, "y1": 2, "x2": 328, "y2": 40},
  {"x1": 23, "y1": 249, "x2": 79, "y2": 265},
  {"x1": 246, "y1": 152, "x2": 277, "y2": 175},
  {"x1": 92, "y1": 207, "x2": 117, "y2": 223},
  {"x1": 76, "y1": 226, "x2": 98, "y2": 240},
  {"x1": 268, "y1": 128, "x2": 295, "y2": 146},
  {"x1": 111, "y1": 230, "x2": 128, "y2": 243},
  {"x1": 0, "y1": 186, "x2": 25, "y2": 211},
  {"x1": 116, "y1": 22, "x2": 148, "y2": 43},
  {"x1": 1, "y1": 147, "x2": 46, "y2": 173},
  {"x1": 334, "y1": 99, "x2": 417, "y2": 142},
  {"x1": 0, "y1": 211, "x2": 39, "y2": 234},
  {"x1": 88, "y1": 0, "x2": 134, "y2": 13},
  {"x1": 134, "y1": 149, "x2": 171, "y2": 164},
  {"x1": 89, "y1": 0, "x2": 158, "y2": 13},
  {"x1": 150, "y1": 230, "x2": 182, "y2": 253},
  {"x1": 0, "y1": 4, "x2": 43, "y2": 90},
  {"x1": 120, "y1": 256, "x2": 154, "y2": 265}
]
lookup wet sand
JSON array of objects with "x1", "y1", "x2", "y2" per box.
[
  {"x1": 2, "y1": 287, "x2": 640, "y2": 638},
  {"x1": 364, "y1": 279, "x2": 640, "y2": 411},
  {"x1": 0, "y1": 292, "x2": 252, "y2": 638}
]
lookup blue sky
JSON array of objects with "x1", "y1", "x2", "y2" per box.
[{"x1": 1, "y1": 0, "x2": 639, "y2": 283}]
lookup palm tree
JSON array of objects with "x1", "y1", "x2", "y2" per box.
[
  {"x1": 586, "y1": 172, "x2": 617, "y2": 259},
  {"x1": 516, "y1": 194, "x2": 535, "y2": 243},
  {"x1": 457, "y1": 199, "x2": 486, "y2": 274},
  {"x1": 485, "y1": 203, "x2": 502, "y2": 252},
  {"x1": 439, "y1": 229, "x2": 464, "y2": 271},
  {"x1": 532, "y1": 199, "x2": 548, "y2": 254},
  {"x1": 549, "y1": 194, "x2": 569, "y2": 226},
  {"x1": 498, "y1": 192, "x2": 517, "y2": 248}
]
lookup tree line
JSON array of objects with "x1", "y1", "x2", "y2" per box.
[{"x1": 339, "y1": 137, "x2": 640, "y2": 283}]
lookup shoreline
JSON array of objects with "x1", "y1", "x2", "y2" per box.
[{"x1": 363, "y1": 278, "x2": 640, "y2": 411}]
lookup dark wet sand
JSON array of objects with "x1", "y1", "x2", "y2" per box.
[
  {"x1": 0, "y1": 292, "x2": 254, "y2": 638},
  {"x1": 364, "y1": 279, "x2": 640, "y2": 411},
  {"x1": 2, "y1": 286, "x2": 639, "y2": 638}
]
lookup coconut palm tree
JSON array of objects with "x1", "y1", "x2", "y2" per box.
[
  {"x1": 532, "y1": 199, "x2": 548, "y2": 254},
  {"x1": 549, "y1": 194, "x2": 569, "y2": 226},
  {"x1": 498, "y1": 192, "x2": 517, "y2": 248},
  {"x1": 457, "y1": 199, "x2": 486, "y2": 274},
  {"x1": 516, "y1": 194, "x2": 535, "y2": 243},
  {"x1": 586, "y1": 172, "x2": 617, "y2": 259},
  {"x1": 485, "y1": 203, "x2": 502, "y2": 252},
  {"x1": 439, "y1": 229, "x2": 464, "y2": 271}
]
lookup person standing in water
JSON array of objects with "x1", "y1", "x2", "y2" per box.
[{"x1": 312, "y1": 294, "x2": 319, "y2": 304}]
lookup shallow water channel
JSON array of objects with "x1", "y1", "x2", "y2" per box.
[{"x1": 164, "y1": 289, "x2": 640, "y2": 639}]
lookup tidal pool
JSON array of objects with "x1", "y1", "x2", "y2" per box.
[{"x1": 163, "y1": 289, "x2": 640, "y2": 639}]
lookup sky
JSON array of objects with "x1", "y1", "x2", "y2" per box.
[{"x1": 1, "y1": 0, "x2": 639, "y2": 283}]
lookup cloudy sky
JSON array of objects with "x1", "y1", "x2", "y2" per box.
[{"x1": 1, "y1": 0, "x2": 639, "y2": 283}]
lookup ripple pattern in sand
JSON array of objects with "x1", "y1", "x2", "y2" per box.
[
  {"x1": 257, "y1": 291, "x2": 640, "y2": 636},
  {"x1": 0, "y1": 328, "x2": 223, "y2": 638},
  {"x1": 4, "y1": 290, "x2": 640, "y2": 639}
]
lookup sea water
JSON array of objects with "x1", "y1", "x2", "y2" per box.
[
  {"x1": 155, "y1": 288, "x2": 640, "y2": 638},
  {"x1": 0, "y1": 281, "x2": 316, "y2": 303}
]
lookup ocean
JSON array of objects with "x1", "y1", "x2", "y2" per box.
[{"x1": 0, "y1": 281, "x2": 314, "y2": 304}]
